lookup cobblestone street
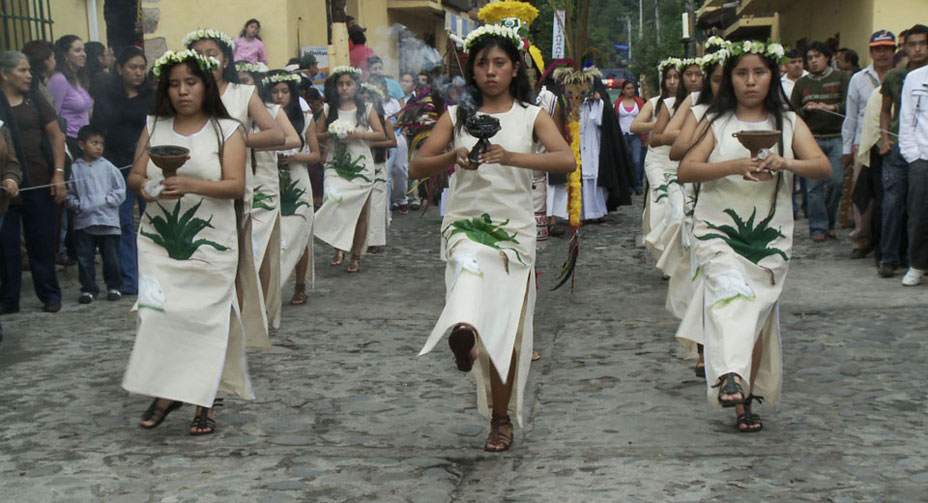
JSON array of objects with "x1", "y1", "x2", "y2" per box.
[{"x1": 0, "y1": 197, "x2": 926, "y2": 502}]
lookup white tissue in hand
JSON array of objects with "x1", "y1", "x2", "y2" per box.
[{"x1": 144, "y1": 179, "x2": 164, "y2": 197}]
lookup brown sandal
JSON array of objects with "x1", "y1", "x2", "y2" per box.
[
  {"x1": 484, "y1": 414, "x2": 514, "y2": 452},
  {"x1": 290, "y1": 284, "x2": 307, "y2": 305},
  {"x1": 139, "y1": 398, "x2": 181, "y2": 429},
  {"x1": 346, "y1": 254, "x2": 361, "y2": 273},
  {"x1": 330, "y1": 250, "x2": 345, "y2": 266}
]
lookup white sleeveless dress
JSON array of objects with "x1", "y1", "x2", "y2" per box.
[
  {"x1": 315, "y1": 103, "x2": 376, "y2": 251},
  {"x1": 687, "y1": 111, "x2": 796, "y2": 408},
  {"x1": 418, "y1": 103, "x2": 541, "y2": 427},
  {"x1": 251, "y1": 104, "x2": 284, "y2": 331},
  {"x1": 643, "y1": 96, "x2": 676, "y2": 259},
  {"x1": 366, "y1": 154, "x2": 389, "y2": 247},
  {"x1": 670, "y1": 103, "x2": 709, "y2": 355},
  {"x1": 222, "y1": 83, "x2": 270, "y2": 349},
  {"x1": 274, "y1": 112, "x2": 316, "y2": 328},
  {"x1": 123, "y1": 116, "x2": 254, "y2": 406}
]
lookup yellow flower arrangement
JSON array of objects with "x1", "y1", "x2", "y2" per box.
[
  {"x1": 567, "y1": 120, "x2": 583, "y2": 227},
  {"x1": 478, "y1": 1, "x2": 539, "y2": 26}
]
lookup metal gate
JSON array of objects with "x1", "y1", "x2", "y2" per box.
[{"x1": 0, "y1": 0, "x2": 54, "y2": 51}]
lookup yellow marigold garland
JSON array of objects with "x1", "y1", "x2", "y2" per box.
[
  {"x1": 567, "y1": 120, "x2": 583, "y2": 227},
  {"x1": 478, "y1": 1, "x2": 539, "y2": 26}
]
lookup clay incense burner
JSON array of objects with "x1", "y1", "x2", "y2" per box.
[
  {"x1": 733, "y1": 130, "x2": 780, "y2": 181},
  {"x1": 464, "y1": 115, "x2": 502, "y2": 165},
  {"x1": 148, "y1": 145, "x2": 190, "y2": 178}
]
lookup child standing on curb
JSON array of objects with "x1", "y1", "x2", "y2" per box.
[{"x1": 66, "y1": 125, "x2": 125, "y2": 303}]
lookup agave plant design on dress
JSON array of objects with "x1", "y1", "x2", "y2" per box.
[
  {"x1": 697, "y1": 207, "x2": 788, "y2": 264},
  {"x1": 278, "y1": 169, "x2": 310, "y2": 216},
  {"x1": 327, "y1": 142, "x2": 371, "y2": 183},
  {"x1": 443, "y1": 213, "x2": 526, "y2": 270},
  {"x1": 654, "y1": 172, "x2": 681, "y2": 203},
  {"x1": 252, "y1": 185, "x2": 275, "y2": 210},
  {"x1": 140, "y1": 200, "x2": 230, "y2": 260}
]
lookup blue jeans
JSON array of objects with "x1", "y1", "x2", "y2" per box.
[
  {"x1": 624, "y1": 133, "x2": 643, "y2": 191},
  {"x1": 118, "y1": 188, "x2": 145, "y2": 294},
  {"x1": 807, "y1": 136, "x2": 845, "y2": 237},
  {"x1": 75, "y1": 230, "x2": 121, "y2": 296},
  {"x1": 0, "y1": 189, "x2": 62, "y2": 308},
  {"x1": 880, "y1": 145, "x2": 909, "y2": 266}
]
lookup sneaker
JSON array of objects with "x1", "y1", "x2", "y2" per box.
[
  {"x1": 107, "y1": 289, "x2": 122, "y2": 301},
  {"x1": 902, "y1": 268, "x2": 925, "y2": 286},
  {"x1": 399, "y1": 204, "x2": 409, "y2": 214},
  {"x1": 409, "y1": 200, "x2": 421, "y2": 211},
  {"x1": 78, "y1": 293, "x2": 94, "y2": 304},
  {"x1": 877, "y1": 263, "x2": 897, "y2": 278},
  {"x1": 42, "y1": 300, "x2": 62, "y2": 312},
  {"x1": 812, "y1": 234, "x2": 827, "y2": 243},
  {"x1": 390, "y1": 202, "x2": 400, "y2": 211}
]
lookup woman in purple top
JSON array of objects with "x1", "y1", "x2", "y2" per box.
[
  {"x1": 233, "y1": 19, "x2": 267, "y2": 64},
  {"x1": 48, "y1": 35, "x2": 93, "y2": 152}
]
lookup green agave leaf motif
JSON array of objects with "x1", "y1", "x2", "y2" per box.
[
  {"x1": 252, "y1": 185, "x2": 275, "y2": 210},
  {"x1": 443, "y1": 213, "x2": 525, "y2": 268},
  {"x1": 696, "y1": 207, "x2": 788, "y2": 264},
  {"x1": 654, "y1": 172, "x2": 681, "y2": 203},
  {"x1": 140, "y1": 199, "x2": 230, "y2": 260},
  {"x1": 327, "y1": 141, "x2": 371, "y2": 182},
  {"x1": 279, "y1": 169, "x2": 310, "y2": 216}
]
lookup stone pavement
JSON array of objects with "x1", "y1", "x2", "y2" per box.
[{"x1": 1, "y1": 197, "x2": 926, "y2": 502}]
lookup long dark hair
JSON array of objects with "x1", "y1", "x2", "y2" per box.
[
  {"x1": 454, "y1": 34, "x2": 533, "y2": 134},
  {"x1": 324, "y1": 70, "x2": 367, "y2": 129},
  {"x1": 655, "y1": 66, "x2": 679, "y2": 115},
  {"x1": 84, "y1": 41, "x2": 106, "y2": 77},
  {"x1": 186, "y1": 36, "x2": 239, "y2": 84},
  {"x1": 109, "y1": 46, "x2": 152, "y2": 98},
  {"x1": 240, "y1": 19, "x2": 262, "y2": 40},
  {"x1": 674, "y1": 63, "x2": 702, "y2": 113},
  {"x1": 260, "y1": 71, "x2": 305, "y2": 146},
  {"x1": 53, "y1": 35, "x2": 88, "y2": 87},
  {"x1": 695, "y1": 62, "x2": 720, "y2": 106}
]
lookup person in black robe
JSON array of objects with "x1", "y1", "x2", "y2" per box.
[{"x1": 593, "y1": 79, "x2": 635, "y2": 210}]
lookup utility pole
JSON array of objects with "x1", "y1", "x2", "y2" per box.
[
  {"x1": 655, "y1": 0, "x2": 662, "y2": 45},
  {"x1": 627, "y1": 15, "x2": 632, "y2": 62},
  {"x1": 639, "y1": 0, "x2": 643, "y2": 37},
  {"x1": 688, "y1": 0, "x2": 696, "y2": 57}
]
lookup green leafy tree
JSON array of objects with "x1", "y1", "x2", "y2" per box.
[{"x1": 140, "y1": 200, "x2": 230, "y2": 260}]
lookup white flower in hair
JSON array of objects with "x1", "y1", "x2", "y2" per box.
[
  {"x1": 768, "y1": 42, "x2": 785, "y2": 59},
  {"x1": 182, "y1": 28, "x2": 235, "y2": 51}
]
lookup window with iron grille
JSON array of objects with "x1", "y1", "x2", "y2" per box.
[{"x1": 0, "y1": 0, "x2": 54, "y2": 51}]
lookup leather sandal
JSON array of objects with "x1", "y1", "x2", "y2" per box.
[
  {"x1": 139, "y1": 398, "x2": 181, "y2": 429},
  {"x1": 484, "y1": 414, "x2": 514, "y2": 452},
  {"x1": 330, "y1": 250, "x2": 345, "y2": 266},
  {"x1": 737, "y1": 395, "x2": 764, "y2": 433},
  {"x1": 448, "y1": 324, "x2": 476, "y2": 372},
  {"x1": 346, "y1": 254, "x2": 361, "y2": 273},
  {"x1": 290, "y1": 284, "x2": 307, "y2": 305},
  {"x1": 189, "y1": 398, "x2": 222, "y2": 436},
  {"x1": 713, "y1": 373, "x2": 744, "y2": 407}
]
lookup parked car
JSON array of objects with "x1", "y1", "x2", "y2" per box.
[{"x1": 600, "y1": 68, "x2": 635, "y2": 89}]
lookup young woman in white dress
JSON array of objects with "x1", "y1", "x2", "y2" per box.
[
  {"x1": 410, "y1": 29, "x2": 575, "y2": 452},
  {"x1": 187, "y1": 30, "x2": 285, "y2": 347},
  {"x1": 314, "y1": 66, "x2": 385, "y2": 273},
  {"x1": 360, "y1": 82, "x2": 397, "y2": 253},
  {"x1": 267, "y1": 71, "x2": 320, "y2": 314},
  {"x1": 679, "y1": 46, "x2": 830, "y2": 433},
  {"x1": 123, "y1": 50, "x2": 247, "y2": 436}
]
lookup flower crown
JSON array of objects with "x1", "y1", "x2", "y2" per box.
[
  {"x1": 183, "y1": 29, "x2": 235, "y2": 52},
  {"x1": 464, "y1": 24, "x2": 523, "y2": 54},
  {"x1": 729, "y1": 39, "x2": 788, "y2": 64},
  {"x1": 262, "y1": 73, "x2": 301, "y2": 86},
  {"x1": 705, "y1": 35, "x2": 730, "y2": 50},
  {"x1": 658, "y1": 57, "x2": 684, "y2": 74},
  {"x1": 235, "y1": 61, "x2": 266, "y2": 73},
  {"x1": 698, "y1": 48, "x2": 731, "y2": 72},
  {"x1": 152, "y1": 50, "x2": 221, "y2": 77},
  {"x1": 361, "y1": 83, "x2": 385, "y2": 99},
  {"x1": 329, "y1": 66, "x2": 362, "y2": 78}
]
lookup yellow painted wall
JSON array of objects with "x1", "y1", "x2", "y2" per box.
[
  {"x1": 777, "y1": 0, "x2": 874, "y2": 65},
  {"x1": 872, "y1": 0, "x2": 928, "y2": 43},
  {"x1": 48, "y1": 0, "x2": 106, "y2": 43}
]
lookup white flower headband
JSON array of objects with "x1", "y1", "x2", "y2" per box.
[
  {"x1": 183, "y1": 29, "x2": 235, "y2": 52},
  {"x1": 705, "y1": 35, "x2": 729, "y2": 50},
  {"x1": 235, "y1": 61, "x2": 266, "y2": 73},
  {"x1": 658, "y1": 57, "x2": 684, "y2": 74},
  {"x1": 262, "y1": 73, "x2": 301, "y2": 86},
  {"x1": 464, "y1": 24, "x2": 523, "y2": 54},
  {"x1": 361, "y1": 83, "x2": 385, "y2": 99},
  {"x1": 152, "y1": 50, "x2": 221, "y2": 77},
  {"x1": 729, "y1": 39, "x2": 788, "y2": 64},
  {"x1": 329, "y1": 65, "x2": 362, "y2": 78},
  {"x1": 698, "y1": 49, "x2": 731, "y2": 72}
]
